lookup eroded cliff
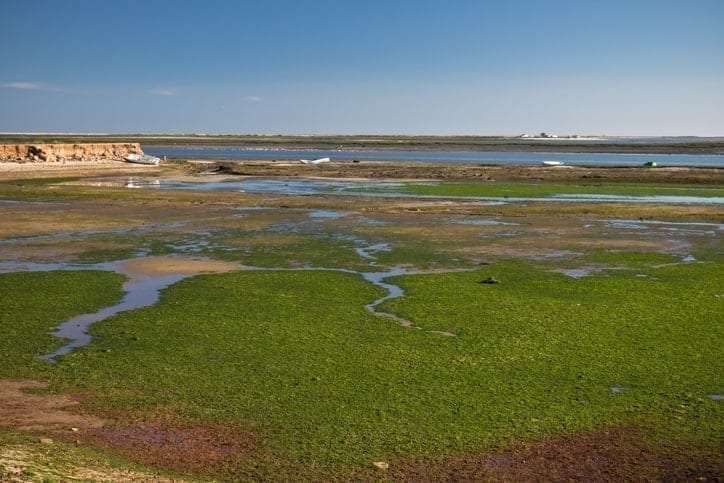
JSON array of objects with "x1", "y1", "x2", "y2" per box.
[{"x1": 0, "y1": 143, "x2": 143, "y2": 163}]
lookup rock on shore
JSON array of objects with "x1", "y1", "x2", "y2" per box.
[{"x1": 0, "y1": 143, "x2": 143, "y2": 163}]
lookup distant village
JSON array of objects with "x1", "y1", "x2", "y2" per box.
[{"x1": 519, "y1": 133, "x2": 604, "y2": 140}]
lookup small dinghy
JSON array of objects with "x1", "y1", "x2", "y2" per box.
[{"x1": 124, "y1": 153, "x2": 161, "y2": 166}]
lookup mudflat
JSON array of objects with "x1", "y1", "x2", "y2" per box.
[
  {"x1": 0, "y1": 157, "x2": 721, "y2": 481},
  {"x1": 2, "y1": 158, "x2": 723, "y2": 184}
]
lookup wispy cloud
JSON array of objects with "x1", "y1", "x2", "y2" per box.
[
  {"x1": 3, "y1": 81, "x2": 51, "y2": 90},
  {"x1": 244, "y1": 95, "x2": 263, "y2": 103},
  {"x1": 150, "y1": 88, "x2": 177, "y2": 96}
]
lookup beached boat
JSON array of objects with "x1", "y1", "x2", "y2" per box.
[
  {"x1": 542, "y1": 161, "x2": 564, "y2": 166},
  {"x1": 123, "y1": 153, "x2": 161, "y2": 166},
  {"x1": 300, "y1": 157, "x2": 330, "y2": 165}
]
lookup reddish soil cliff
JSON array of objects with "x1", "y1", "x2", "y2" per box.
[{"x1": 0, "y1": 143, "x2": 142, "y2": 163}]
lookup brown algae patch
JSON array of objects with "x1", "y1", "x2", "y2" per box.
[
  {"x1": 85, "y1": 419, "x2": 255, "y2": 473},
  {"x1": 0, "y1": 379, "x2": 105, "y2": 434},
  {"x1": 378, "y1": 427, "x2": 722, "y2": 482},
  {"x1": 0, "y1": 379, "x2": 254, "y2": 477}
]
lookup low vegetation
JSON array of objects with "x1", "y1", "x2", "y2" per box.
[
  {"x1": 1, "y1": 259, "x2": 721, "y2": 479},
  {"x1": 366, "y1": 181, "x2": 724, "y2": 198},
  {"x1": 0, "y1": 270, "x2": 124, "y2": 379}
]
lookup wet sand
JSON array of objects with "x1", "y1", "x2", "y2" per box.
[
  {"x1": 188, "y1": 160, "x2": 724, "y2": 184},
  {"x1": 118, "y1": 255, "x2": 242, "y2": 277},
  {"x1": 0, "y1": 160, "x2": 176, "y2": 180}
]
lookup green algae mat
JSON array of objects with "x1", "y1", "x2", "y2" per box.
[{"x1": 1, "y1": 258, "x2": 721, "y2": 479}]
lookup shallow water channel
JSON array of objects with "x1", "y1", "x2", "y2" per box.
[
  {"x1": 0, "y1": 260, "x2": 193, "y2": 363},
  {"x1": 41, "y1": 271, "x2": 187, "y2": 363},
  {"x1": 83, "y1": 177, "x2": 724, "y2": 205}
]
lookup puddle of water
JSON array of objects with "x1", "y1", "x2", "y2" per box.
[
  {"x1": 708, "y1": 394, "x2": 723, "y2": 401},
  {"x1": 125, "y1": 179, "x2": 161, "y2": 189},
  {"x1": 445, "y1": 218, "x2": 519, "y2": 226},
  {"x1": 557, "y1": 268, "x2": 594, "y2": 279},
  {"x1": 308, "y1": 210, "x2": 349, "y2": 220},
  {"x1": 611, "y1": 386, "x2": 630, "y2": 394},
  {"x1": 555, "y1": 265, "x2": 631, "y2": 279},
  {"x1": 605, "y1": 219, "x2": 723, "y2": 235}
]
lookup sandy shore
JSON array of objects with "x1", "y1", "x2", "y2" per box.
[
  {"x1": 191, "y1": 159, "x2": 724, "y2": 184},
  {"x1": 0, "y1": 160, "x2": 173, "y2": 181}
]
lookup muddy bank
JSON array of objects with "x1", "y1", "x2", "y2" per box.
[
  {"x1": 183, "y1": 160, "x2": 724, "y2": 184},
  {"x1": 1, "y1": 154, "x2": 721, "y2": 184}
]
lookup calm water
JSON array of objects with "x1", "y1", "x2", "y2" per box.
[
  {"x1": 144, "y1": 145, "x2": 724, "y2": 167},
  {"x1": 87, "y1": 177, "x2": 724, "y2": 205}
]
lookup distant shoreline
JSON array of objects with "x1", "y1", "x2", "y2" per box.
[{"x1": 2, "y1": 133, "x2": 724, "y2": 155}]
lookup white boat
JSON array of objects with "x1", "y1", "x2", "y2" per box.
[
  {"x1": 300, "y1": 157, "x2": 330, "y2": 165},
  {"x1": 542, "y1": 160, "x2": 564, "y2": 166},
  {"x1": 124, "y1": 153, "x2": 161, "y2": 166}
]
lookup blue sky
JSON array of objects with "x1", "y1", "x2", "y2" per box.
[{"x1": 1, "y1": 0, "x2": 722, "y2": 135}]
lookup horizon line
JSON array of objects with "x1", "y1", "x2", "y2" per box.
[{"x1": 1, "y1": 132, "x2": 723, "y2": 139}]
